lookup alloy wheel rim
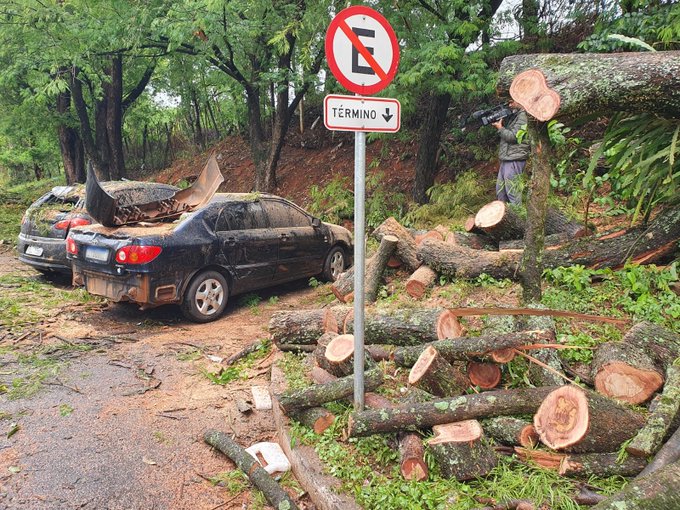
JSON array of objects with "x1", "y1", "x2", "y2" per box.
[
  {"x1": 195, "y1": 278, "x2": 224, "y2": 315},
  {"x1": 330, "y1": 251, "x2": 344, "y2": 279}
]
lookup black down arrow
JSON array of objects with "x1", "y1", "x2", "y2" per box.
[{"x1": 382, "y1": 108, "x2": 393, "y2": 122}]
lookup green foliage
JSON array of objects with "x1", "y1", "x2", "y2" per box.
[
  {"x1": 59, "y1": 404, "x2": 74, "y2": 417},
  {"x1": 307, "y1": 176, "x2": 354, "y2": 224},
  {"x1": 405, "y1": 171, "x2": 492, "y2": 227},
  {"x1": 202, "y1": 338, "x2": 271, "y2": 385},
  {"x1": 238, "y1": 293, "x2": 262, "y2": 314},
  {"x1": 365, "y1": 171, "x2": 407, "y2": 229}
]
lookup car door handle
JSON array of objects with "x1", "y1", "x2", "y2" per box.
[
  {"x1": 279, "y1": 233, "x2": 289, "y2": 241},
  {"x1": 227, "y1": 237, "x2": 236, "y2": 245}
]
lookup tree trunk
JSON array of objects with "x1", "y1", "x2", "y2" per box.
[
  {"x1": 106, "y1": 54, "x2": 125, "y2": 180},
  {"x1": 514, "y1": 447, "x2": 647, "y2": 478},
  {"x1": 268, "y1": 309, "x2": 338, "y2": 346},
  {"x1": 637, "y1": 421, "x2": 680, "y2": 479},
  {"x1": 344, "y1": 308, "x2": 465, "y2": 346},
  {"x1": 475, "y1": 200, "x2": 526, "y2": 242},
  {"x1": 408, "y1": 346, "x2": 468, "y2": 397},
  {"x1": 533, "y1": 385, "x2": 645, "y2": 453},
  {"x1": 482, "y1": 417, "x2": 538, "y2": 448},
  {"x1": 417, "y1": 206, "x2": 680, "y2": 280},
  {"x1": 413, "y1": 92, "x2": 451, "y2": 204},
  {"x1": 427, "y1": 420, "x2": 498, "y2": 480},
  {"x1": 524, "y1": 312, "x2": 565, "y2": 387},
  {"x1": 56, "y1": 90, "x2": 85, "y2": 184},
  {"x1": 592, "y1": 342, "x2": 664, "y2": 405},
  {"x1": 447, "y1": 231, "x2": 498, "y2": 251},
  {"x1": 591, "y1": 460, "x2": 680, "y2": 510},
  {"x1": 499, "y1": 233, "x2": 569, "y2": 251},
  {"x1": 521, "y1": 121, "x2": 552, "y2": 303},
  {"x1": 276, "y1": 368, "x2": 383, "y2": 415},
  {"x1": 467, "y1": 362, "x2": 502, "y2": 389},
  {"x1": 347, "y1": 386, "x2": 560, "y2": 437},
  {"x1": 497, "y1": 52, "x2": 680, "y2": 121},
  {"x1": 204, "y1": 429, "x2": 299, "y2": 510},
  {"x1": 621, "y1": 322, "x2": 680, "y2": 372},
  {"x1": 544, "y1": 208, "x2": 587, "y2": 239},
  {"x1": 405, "y1": 265, "x2": 438, "y2": 299},
  {"x1": 373, "y1": 217, "x2": 421, "y2": 271},
  {"x1": 392, "y1": 329, "x2": 555, "y2": 367},
  {"x1": 627, "y1": 364, "x2": 680, "y2": 458}
]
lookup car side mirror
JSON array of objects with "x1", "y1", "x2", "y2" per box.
[{"x1": 312, "y1": 217, "x2": 321, "y2": 228}]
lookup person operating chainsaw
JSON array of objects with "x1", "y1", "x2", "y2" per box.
[{"x1": 492, "y1": 101, "x2": 530, "y2": 205}]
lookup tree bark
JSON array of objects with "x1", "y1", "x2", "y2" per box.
[
  {"x1": 627, "y1": 364, "x2": 680, "y2": 458},
  {"x1": 592, "y1": 342, "x2": 664, "y2": 405},
  {"x1": 105, "y1": 54, "x2": 125, "y2": 180},
  {"x1": 204, "y1": 429, "x2": 299, "y2": 510},
  {"x1": 514, "y1": 447, "x2": 647, "y2": 478},
  {"x1": 621, "y1": 322, "x2": 680, "y2": 372},
  {"x1": 323, "y1": 334, "x2": 373, "y2": 377},
  {"x1": 268, "y1": 309, "x2": 338, "y2": 345},
  {"x1": 413, "y1": 92, "x2": 451, "y2": 204},
  {"x1": 591, "y1": 460, "x2": 680, "y2": 510},
  {"x1": 344, "y1": 308, "x2": 465, "y2": 346},
  {"x1": 408, "y1": 346, "x2": 468, "y2": 397},
  {"x1": 482, "y1": 417, "x2": 538, "y2": 448},
  {"x1": 637, "y1": 422, "x2": 680, "y2": 479},
  {"x1": 373, "y1": 217, "x2": 421, "y2": 271},
  {"x1": 292, "y1": 407, "x2": 336, "y2": 435},
  {"x1": 392, "y1": 329, "x2": 555, "y2": 367},
  {"x1": 417, "y1": 206, "x2": 680, "y2": 280},
  {"x1": 427, "y1": 420, "x2": 498, "y2": 480},
  {"x1": 524, "y1": 312, "x2": 565, "y2": 387},
  {"x1": 347, "y1": 386, "x2": 560, "y2": 437},
  {"x1": 475, "y1": 200, "x2": 526, "y2": 242},
  {"x1": 533, "y1": 385, "x2": 645, "y2": 453},
  {"x1": 447, "y1": 231, "x2": 499, "y2": 251},
  {"x1": 498, "y1": 51, "x2": 680, "y2": 121},
  {"x1": 499, "y1": 233, "x2": 569, "y2": 251},
  {"x1": 56, "y1": 89, "x2": 85, "y2": 184}
]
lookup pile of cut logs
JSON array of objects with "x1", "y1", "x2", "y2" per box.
[
  {"x1": 269, "y1": 306, "x2": 680, "y2": 508},
  {"x1": 330, "y1": 204, "x2": 680, "y2": 301}
]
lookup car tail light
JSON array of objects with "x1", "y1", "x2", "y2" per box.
[
  {"x1": 55, "y1": 217, "x2": 91, "y2": 230},
  {"x1": 115, "y1": 245, "x2": 162, "y2": 265},
  {"x1": 66, "y1": 237, "x2": 78, "y2": 255}
]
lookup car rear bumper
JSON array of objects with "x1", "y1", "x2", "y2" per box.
[{"x1": 17, "y1": 234, "x2": 70, "y2": 273}]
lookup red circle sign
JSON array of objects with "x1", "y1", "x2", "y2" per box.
[{"x1": 325, "y1": 6, "x2": 399, "y2": 95}]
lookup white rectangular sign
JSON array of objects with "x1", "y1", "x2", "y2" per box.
[{"x1": 324, "y1": 94, "x2": 400, "y2": 133}]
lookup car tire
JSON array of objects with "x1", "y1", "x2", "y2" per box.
[
  {"x1": 181, "y1": 270, "x2": 229, "y2": 323},
  {"x1": 322, "y1": 246, "x2": 346, "y2": 282}
]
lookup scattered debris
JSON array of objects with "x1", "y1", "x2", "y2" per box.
[{"x1": 251, "y1": 386, "x2": 272, "y2": 411}]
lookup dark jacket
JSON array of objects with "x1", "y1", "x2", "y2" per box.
[{"x1": 498, "y1": 110, "x2": 530, "y2": 161}]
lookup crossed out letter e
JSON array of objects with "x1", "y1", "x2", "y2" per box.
[{"x1": 351, "y1": 27, "x2": 376, "y2": 75}]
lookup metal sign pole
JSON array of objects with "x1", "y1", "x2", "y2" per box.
[{"x1": 353, "y1": 129, "x2": 366, "y2": 411}]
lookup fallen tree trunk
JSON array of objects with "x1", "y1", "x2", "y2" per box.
[
  {"x1": 533, "y1": 385, "x2": 645, "y2": 453},
  {"x1": 544, "y1": 208, "x2": 587, "y2": 239},
  {"x1": 392, "y1": 329, "x2": 555, "y2": 367},
  {"x1": 277, "y1": 368, "x2": 383, "y2": 415},
  {"x1": 347, "y1": 386, "x2": 560, "y2": 437},
  {"x1": 475, "y1": 201, "x2": 526, "y2": 242},
  {"x1": 497, "y1": 52, "x2": 680, "y2": 121},
  {"x1": 408, "y1": 345, "x2": 468, "y2": 397},
  {"x1": 331, "y1": 234, "x2": 398, "y2": 303},
  {"x1": 524, "y1": 312, "x2": 565, "y2": 387},
  {"x1": 373, "y1": 217, "x2": 421, "y2": 271},
  {"x1": 405, "y1": 265, "x2": 438, "y2": 299},
  {"x1": 418, "y1": 206, "x2": 680, "y2": 280},
  {"x1": 621, "y1": 322, "x2": 680, "y2": 372},
  {"x1": 427, "y1": 420, "x2": 498, "y2": 480},
  {"x1": 592, "y1": 460, "x2": 680, "y2": 510},
  {"x1": 627, "y1": 363, "x2": 680, "y2": 458},
  {"x1": 446, "y1": 231, "x2": 498, "y2": 251},
  {"x1": 482, "y1": 417, "x2": 538, "y2": 448},
  {"x1": 514, "y1": 447, "x2": 647, "y2": 478},
  {"x1": 498, "y1": 233, "x2": 569, "y2": 251},
  {"x1": 344, "y1": 308, "x2": 465, "y2": 346},
  {"x1": 592, "y1": 341, "x2": 664, "y2": 405},
  {"x1": 637, "y1": 411, "x2": 680, "y2": 478},
  {"x1": 204, "y1": 429, "x2": 299, "y2": 510},
  {"x1": 269, "y1": 309, "x2": 338, "y2": 345}
]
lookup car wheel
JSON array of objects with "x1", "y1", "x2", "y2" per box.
[
  {"x1": 322, "y1": 246, "x2": 346, "y2": 282},
  {"x1": 181, "y1": 270, "x2": 229, "y2": 323}
]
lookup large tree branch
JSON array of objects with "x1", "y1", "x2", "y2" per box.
[{"x1": 122, "y1": 63, "x2": 155, "y2": 112}]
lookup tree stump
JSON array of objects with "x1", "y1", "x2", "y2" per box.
[
  {"x1": 373, "y1": 217, "x2": 421, "y2": 271},
  {"x1": 533, "y1": 385, "x2": 645, "y2": 453},
  {"x1": 405, "y1": 265, "x2": 438, "y2": 299},
  {"x1": 592, "y1": 341, "x2": 664, "y2": 404},
  {"x1": 427, "y1": 420, "x2": 498, "y2": 480},
  {"x1": 483, "y1": 417, "x2": 539, "y2": 448},
  {"x1": 467, "y1": 362, "x2": 502, "y2": 389},
  {"x1": 409, "y1": 346, "x2": 468, "y2": 397},
  {"x1": 269, "y1": 309, "x2": 338, "y2": 345}
]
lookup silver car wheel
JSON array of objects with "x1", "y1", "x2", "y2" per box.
[
  {"x1": 195, "y1": 278, "x2": 225, "y2": 316},
  {"x1": 329, "y1": 250, "x2": 345, "y2": 279}
]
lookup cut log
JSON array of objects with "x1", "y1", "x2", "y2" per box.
[
  {"x1": 347, "y1": 386, "x2": 561, "y2": 437},
  {"x1": 323, "y1": 334, "x2": 373, "y2": 377},
  {"x1": 446, "y1": 231, "x2": 499, "y2": 251},
  {"x1": 465, "y1": 216, "x2": 485, "y2": 235},
  {"x1": 372, "y1": 217, "x2": 421, "y2": 271},
  {"x1": 392, "y1": 329, "x2": 555, "y2": 368},
  {"x1": 293, "y1": 407, "x2": 336, "y2": 434},
  {"x1": 621, "y1": 322, "x2": 680, "y2": 372},
  {"x1": 269, "y1": 309, "x2": 338, "y2": 345},
  {"x1": 544, "y1": 208, "x2": 587, "y2": 239},
  {"x1": 472, "y1": 501, "x2": 535, "y2": 510},
  {"x1": 226, "y1": 339, "x2": 267, "y2": 365},
  {"x1": 524, "y1": 311, "x2": 565, "y2": 387},
  {"x1": 514, "y1": 447, "x2": 647, "y2": 478},
  {"x1": 490, "y1": 349, "x2": 516, "y2": 363},
  {"x1": 365, "y1": 344, "x2": 395, "y2": 362},
  {"x1": 498, "y1": 233, "x2": 569, "y2": 251},
  {"x1": 204, "y1": 429, "x2": 299, "y2": 510},
  {"x1": 344, "y1": 308, "x2": 466, "y2": 346},
  {"x1": 474, "y1": 201, "x2": 526, "y2": 242},
  {"x1": 329, "y1": 306, "x2": 352, "y2": 330},
  {"x1": 405, "y1": 265, "x2": 437, "y2": 299},
  {"x1": 533, "y1": 385, "x2": 645, "y2": 453},
  {"x1": 592, "y1": 341, "x2": 664, "y2": 405},
  {"x1": 498, "y1": 52, "x2": 680, "y2": 121},
  {"x1": 276, "y1": 343, "x2": 317, "y2": 353},
  {"x1": 427, "y1": 420, "x2": 498, "y2": 480},
  {"x1": 467, "y1": 362, "x2": 501, "y2": 389},
  {"x1": 415, "y1": 230, "x2": 444, "y2": 246},
  {"x1": 483, "y1": 417, "x2": 539, "y2": 448},
  {"x1": 418, "y1": 206, "x2": 680, "y2": 280},
  {"x1": 331, "y1": 234, "x2": 398, "y2": 303},
  {"x1": 313, "y1": 332, "x2": 338, "y2": 373},
  {"x1": 591, "y1": 460, "x2": 680, "y2": 510},
  {"x1": 276, "y1": 368, "x2": 383, "y2": 415},
  {"x1": 637, "y1": 420, "x2": 680, "y2": 479},
  {"x1": 408, "y1": 345, "x2": 468, "y2": 397},
  {"x1": 627, "y1": 363, "x2": 680, "y2": 458}
]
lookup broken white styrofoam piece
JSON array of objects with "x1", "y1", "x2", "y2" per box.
[
  {"x1": 251, "y1": 386, "x2": 272, "y2": 410},
  {"x1": 245, "y1": 442, "x2": 291, "y2": 475}
]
